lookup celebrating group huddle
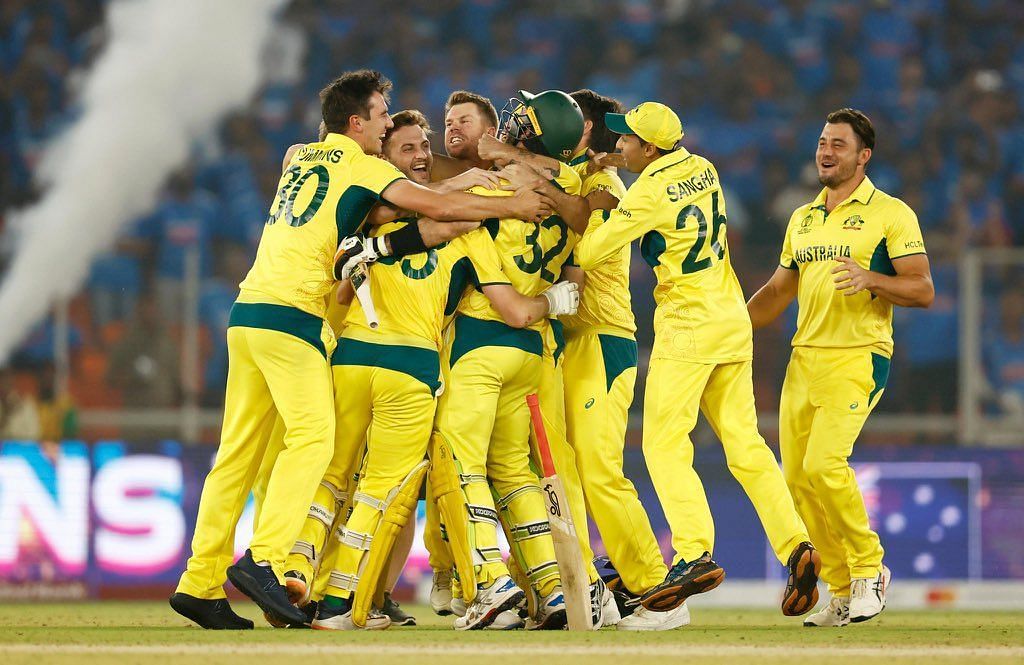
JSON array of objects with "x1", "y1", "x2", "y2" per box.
[{"x1": 169, "y1": 67, "x2": 933, "y2": 633}]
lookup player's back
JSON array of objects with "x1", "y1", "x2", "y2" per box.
[
  {"x1": 239, "y1": 133, "x2": 404, "y2": 319},
  {"x1": 458, "y1": 167, "x2": 581, "y2": 330},
  {"x1": 635, "y1": 148, "x2": 752, "y2": 363},
  {"x1": 563, "y1": 163, "x2": 635, "y2": 336},
  {"x1": 344, "y1": 221, "x2": 507, "y2": 351}
]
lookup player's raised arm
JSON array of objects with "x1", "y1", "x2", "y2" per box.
[
  {"x1": 747, "y1": 266, "x2": 799, "y2": 330},
  {"x1": 380, "y1": 178, "x2": 553, "y2": 224},
  {"x1": 282, "y1": 143, "x2": 304, "y2": 172},
  {"x1": 575, "y1": 184, "x2": 656, "y2": 270}
]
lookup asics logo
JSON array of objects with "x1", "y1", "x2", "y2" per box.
[{"x1": 585, "y1": 398, "x2": 595, "y2": 409}]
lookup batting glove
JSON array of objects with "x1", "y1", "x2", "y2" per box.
[
  {"x1": 542, "y1": 281, "x2": 579, "y2": 317},
  {"x1": 333, "y1": 235, "x2": 389, "y2": 280}
]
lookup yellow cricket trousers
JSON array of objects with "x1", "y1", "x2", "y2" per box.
[
  {"x1": 434, "y1": 316, "x2": 558, "y2": 595},
  {"x1": 563, "y1": 330, "x2": 666, "y2": 594},
  {"x1": 643, "y1": 358, "x2": 808, "y2": 566},
  {"x1": 176, "y1": 302, "x2": 335, "y2": 598},
  {"x1": 780, "y1": 346, "x2": 889, "y2": 596},
  {"x1": 321, "y1": 337, "x2": 440, "y2": 599}
]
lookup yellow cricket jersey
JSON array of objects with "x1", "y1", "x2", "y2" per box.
[
  {"x1": 576, "y1": 147, "x2": 752, "y2": 364},
  {"x1": 342, "y1": 221, "x2": 510, "y2": 351},
  {"x1": 457, "y1": 165, "x2": 583, "y2": 330},
  {"x1": 324, "y1": 292, "x2": 350, "y2": 336},
  {"x1": 562, "y1": 152, "x2": 635, "y2": 337},
  {"x1": 238, "y1": 133, "x2": 406, "y2": 318},
  {"x1": 781, "y1": 176, "x2": 926, "y2": 356}
]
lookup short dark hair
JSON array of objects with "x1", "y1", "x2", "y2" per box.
[
  {"x1": 571, "y1": 89, "x2": 623, "y2": 154},
  {"x1": 445, "y1": 90, "x2": 498, "y2": 128},
  {"x1": 320, "y1": 69, "x2": 392, "y2": 134},
  {"x1": 825, "y1": 108, "x2": 875, "y2": 150},
  {"x1": 384, "y1": 109, "x2": 432, "y2": 148}
]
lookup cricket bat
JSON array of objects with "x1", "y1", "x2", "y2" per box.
[
  {"x1": 526, "y1": 393, "x2": 593, "y2": 631},
  {"x1": 348, "y1": 261, "x2": 379, "y2": 329}
]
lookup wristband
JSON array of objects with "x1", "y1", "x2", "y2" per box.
[{"x1": 387, "y1": 220, "x2": 429, "y2": 257}]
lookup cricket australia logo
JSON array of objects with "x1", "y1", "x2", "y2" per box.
[
  {"x1": 797, "y1": 214, "x2": 814, "y2": 234},
  {"x1": 842, "y1": 214, "x2": 865, "y2": 231}
]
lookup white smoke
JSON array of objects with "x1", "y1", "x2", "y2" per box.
[{"x1": 0, "y1": 0, "x2": 291, "y2": 361}]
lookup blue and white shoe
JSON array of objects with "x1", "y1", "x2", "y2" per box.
[
  {"x1": 453, "y1": 576, "x2": 525, "y2": 631},
  {"x1": 526, "y1": 588, "x2": 567, "y2": 630}
]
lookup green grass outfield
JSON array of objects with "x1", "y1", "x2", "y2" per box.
[{"x1": 0, "y1": 602, "x2": 1021, "y2": 665}]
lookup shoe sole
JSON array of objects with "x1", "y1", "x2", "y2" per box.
[
  {"x1": 782, "y1": 547, "x2": 821, "y2": 616},
  {"x1": 641, "y1": 568, "x2": 725, "y2": 612},
  {"x1": 459, "y1": 590, "x2": 526, "y2": 630},
  {"x1": 849, "y1": 605, "x2": 885, "y2": 624},
  {"x1": 226, "y1": 565, "x2": 306, "y2": 626},
  {"x1": 311, "y1": 620, "x2": 391, "y2": 631},
  {"x1": 284, "y1": 576, "x2": 309, "y2": 606},
  {"x1": 803, "y1": 620, "x2": 849, "y2": 627},
  {"x1": 433, "y1": 608, "x2": 454, "y2": 616},
  {"x1": 263, "y1": 611, "x2": 288, "y2": 628}
]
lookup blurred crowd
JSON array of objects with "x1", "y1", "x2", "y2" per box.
[{"x1": 2, "y1": 0, "x2": 1024, "y2": 438}]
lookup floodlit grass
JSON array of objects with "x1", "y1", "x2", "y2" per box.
[{"x1": 0, "y1": 602, "x2": 1021, "y2": 664}]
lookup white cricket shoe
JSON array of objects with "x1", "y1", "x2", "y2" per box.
[
  {"x1": 616, "y1": 603, "x2": 690, "y2": 631},
  {"x1": 803, "y1": 595, "x2": 850, "y2": 627},
  {"x1": 526, "y1": 588, "x2": 567, "y2": 630},
  {"x1": 485, "y1": 609, "x2": 525, "y2": 630},
  {"x1": 311, "y1": 603, "x2": 391, "y2": 631},
  {"x1": 430, "y1": 570, "x2": 454, "y2": 616},
  {"x1": 849, "y1": 566, "x2": 891, "y2": 623},
  {"x1": 450, "y1": 596, "x2": 467, "y2": 617},
  {"x1": 453, "y1": 576, "x2": 525, "y2": 631}
]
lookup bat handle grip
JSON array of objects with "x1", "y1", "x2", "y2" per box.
[{"x1": 526, "y1": 393, "x2": 556, "y2": 478}]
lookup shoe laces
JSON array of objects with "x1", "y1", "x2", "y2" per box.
[
  {"x1": 828, "y1": 596, "x2": 848, "y2": 613},
  {"x1": 669, "y1": 552, "x2": 709, "y2": 576},
  {"x1": 850, "y1": 578, "x2": 869, "y2": 599}
]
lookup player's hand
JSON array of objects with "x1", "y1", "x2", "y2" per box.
[
  {"x1": 333, "y1": 235, "x2": 388, "y2": 280},
  {"x1": 499, "y1": 163, "x2": 546, "y2": 191},
  {"x1": 542, "y1": 281, "x2": 580, "y2": 316},
  {"x1": 477, "y1": 133, "x2": 514, "y2": 161},
  {"x1": 444, "y1": 167, "x2": 504, "y2": 191},
  {"x1": 832, "y1": 256, "x2": 875, "y2": 295},
  {"x1": 586, "y1": 149, "x2": 626, "y2": 175},
  {"x1": 510, "y1": 186, "x2": 555, "y2": 223}
]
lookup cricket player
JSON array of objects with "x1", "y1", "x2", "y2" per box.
[
  {"x1": 311, "y1": 113, "x2": 579, "y2": 631},
  {"x1": 431, "y1": 89, "x2": 587, "y2": 631},
  {"x1": 170, "y1": 69, "x2": 554, "y2": 630},
  {"x1": 747, "y1": 108, "x2": 933, "y2": 626},
  {"x1": 552, "y1": 89, "x2": 673, "y2": 630},
  {"x1": 427, "y1": 89, "x2": 599, "y2": 623},
  {"x1": 575, "y1": 101, "x2": 822, "y2": 622}
]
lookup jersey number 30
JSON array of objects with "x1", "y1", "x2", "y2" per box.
[{"x1": 267, "y1": 164, "x2": 330, "y2": 227}]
